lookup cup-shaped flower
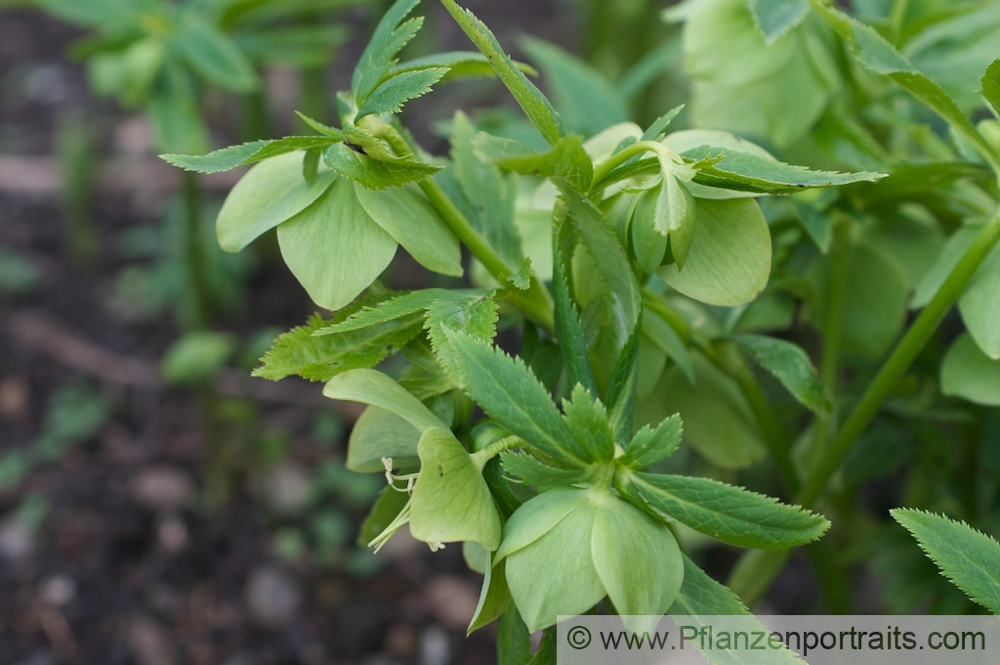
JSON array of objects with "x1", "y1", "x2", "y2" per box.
[{"x1": 494, "y1": 486, "x2": 683, "y2": 632}]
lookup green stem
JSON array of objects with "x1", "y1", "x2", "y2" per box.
[
  {"x1": 729, "y1": 213, "x2": 1000, "y2": 606},
  {"x1": 591, "y1": 140, "x2": 679, "y2": 191},
  {"x1": 797, "y1": 214, "x2": 1000, "y2": 507},
  {"x1": 471, "y1": 435, "x2": 523, "y2": 471},
  {"x1": 418, "y1": 178, "x2": 555, "y2": 334}
]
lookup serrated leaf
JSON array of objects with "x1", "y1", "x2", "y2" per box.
[
  {"x1": 941, "y1": 334, "x2": 1000, "y2": 406},
  {"x1": 499, "y1": 451, "x2": 592, "y2": 488},
  {"x1": 731, "y1": 334, "x2": 830, "y2": 415},
  {"x1": 351, "y1": 0, "x2": 422, "y2": 104},
  {"x1": 640, "y1": 105, "x2": 685, "y2": 142},
  {"x1": 323, "y1": 368, "x2": 449, "y2": 433},
  {"x1": 354, "y1": 183, "x2": 463, "y2": 276},
  {"x1": 517, "y1": 35, "x2": 629, "y2": 137},
  {"x1": 813, "y1": 2, "x2": 999, "y2": 166},
  {"x1": 561, "y1": 385, "x2": 615, "y2": 463},
  {"x1": 659, "y1": 198, "x2": 772, "y2": 308},
  {"x1": 749, "y1": 0, "x2": 809, "y2": 44},
  {"x1": 277, "y1": 178, "x2": 398, "y2": 310},
  {"x1": 172, "y1": 19, "x2": 257, "y2": 93},
  {"x1": 985, "y1": 60, "x2": 1000, "y2": 117},
  {"x1": 620, "y1": 471, "x2": 829, "y2": 550},
  {"x1": 410, "y1": 426, "x2": 502, "y2": 550},
  {"x1": 215, "y1": 151, "x2": 337, "y2": 252},
  {"x1": 162, "y1": 141, "x2": 269, "y2": 173},
  {"x1": 255, "y1": 312, "x2": 425, "y2": 382},
  {"x1": 473, "y1": 133, "x2": 594, "y2": 192},
  {"x1": 357, "y1": 67, "x2": 449, "y2": 120},
  {"x1": 393, "y1": 51, "x2": 538, "y2": 83},
  {"x1": 669, "y1": 555, "x2": 804, "y2": 665},
  {"x1": 425, "y1": 292, "x2": 499, "y2": 349},
  {"x1": 684, "y1": 145, "x2": 885, "y2": 194},
  {"x1": 324, "y1": 126, "x2": 442, "y2": 189},
  {"x1": 316, "y1": 288, "x2": 459, "y2": 335},
  {"x1": 437, "y1": 330, "x2": 587, "y2": 468},
  {"x1": 552, "y1": 216, "x2": 598, "y2": 395},
  {"x1": 892, "y1": 509, "x2": 1000, "y2": 615},
  {"x1": 621, "y1": 414, "x2": 681, "y2": 470},
  {"x1": 439, "y1": 0, "x2": 564, "y2": 145},
  {"x1": 295, "y1": 111, "x2": 341, "y2": 137}
]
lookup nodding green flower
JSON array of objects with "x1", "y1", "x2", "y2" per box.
[{"x1": 495, "y1": 486, "x2": 684, "y2": 633}]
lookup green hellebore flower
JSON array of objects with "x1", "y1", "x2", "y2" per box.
[
  {"x1": 495, "y1": 486, "x2": 683, "y2": 632},
  {"x1": 215, "y1": 151, "x2": 462, "y2": 311}
]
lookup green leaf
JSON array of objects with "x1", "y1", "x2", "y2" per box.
[
  {"x1": 591, "y1": 493, "x2": 684, "y2": 626},
  {"x1": 941, "y1": 334, "x2": 1000, "y2": 407},
  {"x1": 621, "y1": 414, "x2": 682, "y2": 470},
  {"x1": 323, "y1": 368, "x2": 449, "y2": 433},
  {"x1": 236, "y1": 25, "x2": 349, "y2": 68},
  {"x1": 892, "y1": 509, "x2": 1000, "y2": 615},
  {"x1": 731, "y1": 334, "x2": 830, "y2": 415},
  {"x1": 437, "y1": 330, "x2": 587, "y2": 468},
  {"x1": 499, "y1": 451, "x2": 592, "y2": 488},
  {"x1": 517, "y1": 35, "x2": 629, "y2": 137},
  {"x1": 316, "y1": 288, "x2": 452, "y2": 335},
  {"x1": 684, "y1": 145, "x2": 885, "y2": 194},
  {"x1": 324, "y1": 126, "x2": 442, "y2": 189},
  {"x1": 351, "y1": 0, "x2": 423, "y2": 104},
  {"x1": 496, "y1": 605, "x2": 531, "y2": 665},
  {"x1": 913, "y1": 225, "x2": 979, "y2": 310},
  {"x1": 439, "y1": 0, "x2": 564, "y2": 145},
  {"x1": 749, "y1": 0, "x2": 809, "y2": 44},
  {"x1": 959, "y1": 241, "x2": 1000, "y2": 360},
  {"x1": 473, "y1": 133, "x2": 593, "y2": 192},
  {"x1": 426, "y1": 292, "x2": 499, "y2": 349},
  {"x1": 393, "y1": 51, "x2": 537, "y2": 82},
  {"x1": 215, "y1": 151, "x2": 337, "y2": 252},
  {"x1": 640, "y1": 105, "x2": 685, "y2": 142},
  {"x1": 347, "y1": 406, "x2": 421, "y2": 473},
  {"x1": 669, "y1": 555, "x2": 803, "y2": 665},
  {"x1": 40, "y1": 0, "x2": 141, "y2": 29},
  {"x1": 447, "y1": 112, "x2": 524, "y2": 271},
  {"x1": 984, "y1": 60, "x2": 1000, "y2": 117},
  {"x1": 658, "y1": 198, "x2": 772, "y2": 307},
  {"x1": 162, "y1": 141, "x2": 269, "y2": 173},
  {"x1": 410, "y1": 427, "x2": 502, "y2": 550},
  {"x1": 557, "y1": 185, "x2": 641, "y2": 342},
  {"x1": 354, "y1": 184, "x2": 463, "y2": 276},
  {"x1": 630, "y1": 187, "x2": 669, "y2": 274},
  {"x1": 276, "y1": 178, "x2": 397, "y2": 310},
  {"x1": 561, "y1": 385, "x2": 615, "y2": 464},
  {"x1": 356, "y1": 67, "x2": 449, "y2": 120},
  {"x1": 813, "y1": 2, "x2": 999, "y2": 166},
  {"x1": 172, "y1": 19, "x2": 257, "y2": 93},
  {"x1": 255, "y1": 312, "x2": 425, "y2": 382},
  {"x1": 649, "y1": 353, "x2": 767, "y2": 469},
  {"x1": 148, "y1": 66, "x2": 209, "y2": 155},
  {"x1": 642, "y1": 310, "x2": 695, "y2": 383},
  {"x1": 552, "y1": 217, "x2": 598, "y2": 395},
  {"x1": 620, "y1": 470, "x2": 830, "y2": 550}
]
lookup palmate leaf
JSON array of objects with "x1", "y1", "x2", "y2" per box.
[
  {"x1": 620, "y1": 413, "x2": 681, "y2": 470},
  {"x1": 425, "y1": 292, "x2": 499, "y2": 346},
  {"x1": 892, "y1": 509, "x2": 1000, "y2": 615},
  {"x1": 351, "y1": 0, "x2": 423, "y2": 104},
  {"x1": 437, "y1": 330, "x2": 588, "y2": 468},
  {"x1": 439, "y1": 0, "x2": 564, "y2": 145},
  {"x1": 618, "y1": 470, "x2": 830, "y2": 550},
  {"x1": 731, "y1": 334, "x2": 830, "y2": 415},
  {"x1": 561, "y1": 385, "x2": 615, "y2": 464}
]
